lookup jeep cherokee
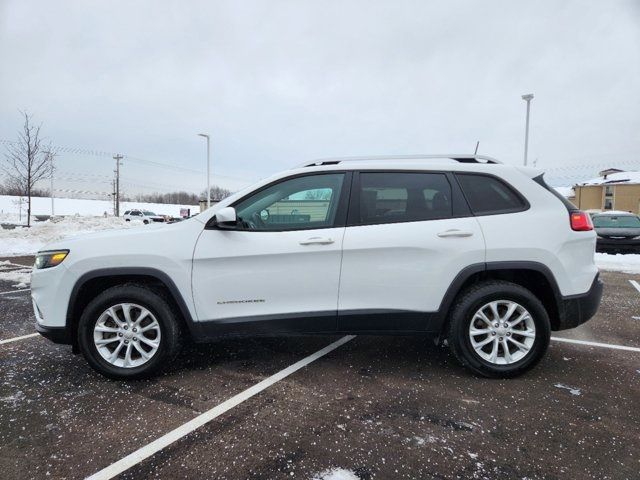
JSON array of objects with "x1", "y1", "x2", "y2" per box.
[{"x1": 31, "y1": 155, "x2": 603, "y2": 379}]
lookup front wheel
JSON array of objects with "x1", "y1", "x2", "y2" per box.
[
  {"x1": 77, "y1": 284, "x2": 182, "y2": 379},
  {"x1": 447, "y1": 281, "x2": 550, "y2": 378}
]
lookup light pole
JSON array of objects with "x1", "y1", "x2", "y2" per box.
[
  {"x1": 198, "y1": 133, "x2": 211, "y2": 209},
  {"x1": 521, "y1": 93, "x2": 534, "y2": 166},
  {"x1": 44, "y1": 150, "x2": 56, "y2": 215},
  {"x1": 50, "y1": 157, "x2": 54, "y2": 215}
]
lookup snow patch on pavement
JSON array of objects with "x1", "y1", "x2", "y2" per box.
[
  {"x1": 0, "y1": 268, "x2": 31, "y2": 287},
  {"x1": 554, "y1": 383, "x2": 582, "y2": 396},
  {"x1": 412, "y1": 435, "x2": 438, "y2": 446},
  {"x1": 311, "y1": 468, "x2": 360, "y2": 480}
]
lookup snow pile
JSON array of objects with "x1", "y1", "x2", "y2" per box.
[
  {"x1": 0, "y1": 216, "x2": 137, "y2": 256},
  {"x1": 311, "y1": 468, "x2": 360, "y2": 480},
  {"x1": 594, "y1": 253, "x2": 640, "y2": 273},
  {"x1": 0, "y1": 261, "x2": 31, "y2": 288},
  {"x1": 0, "y1": 268, "x2": 30, "y2": 288},
  {"x1": 0, "y1": 195, "x2": 198, "y2": 222}
]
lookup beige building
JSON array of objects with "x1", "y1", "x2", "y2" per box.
[{"x1": 572, "y1": 169, "x2": 640, "y2": 214}]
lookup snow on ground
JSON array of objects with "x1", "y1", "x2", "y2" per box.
[
  {"x1": 0, "y1": 267, "x2": 31, "y2": 288},
  {"x1": 0, "y1": 194, "x2": 198, "y2": 221},
  {"x1": 311, "y1": 468, "x2": 360, "y2": 480},
  {"x1": 594, "y1": 253, "x2": 640, "y2": 274}
]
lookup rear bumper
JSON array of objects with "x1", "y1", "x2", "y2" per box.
[
  {"x1": 596, "y1": 237, "x2": 640, "y2": 253},
  {"x1": 555, "y1": 274, "x2": 603, "y2": 330},
  {"x1": 35, "y1": 322, "x2": 72, "y2": 344}
]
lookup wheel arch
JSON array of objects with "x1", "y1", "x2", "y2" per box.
[
  {"x1": 434, "y1": 261, "x2": 563, "y2": 334},
  {"x1": 67, "y1": 268, "x2": 200, "y2": 348}
]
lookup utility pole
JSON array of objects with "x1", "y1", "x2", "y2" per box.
[
  {"x1": 521, "y1": 93, "x2": 534, "y2": 166},
  {"x1": 112, "y1": 178, "x2": 116, "y2": 215},
  {"x1": 113, "y1": 154, "x2": 123, "y2": 216}
]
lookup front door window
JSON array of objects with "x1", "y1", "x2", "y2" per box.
[{"x1": 234, "y1": 174, "x2": 345, "y2": 231}]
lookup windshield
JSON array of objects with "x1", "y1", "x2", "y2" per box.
[
  {"x1": 143, "y1": 211, "x2": 156, "y2": 216},
  {"x1": 593, "y1": 215, "x2": 640, "y2": 228}
]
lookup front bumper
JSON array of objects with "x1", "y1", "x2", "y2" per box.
[
  {"x1": 35, "y1": 322, "x2": 72, "y2": 344},
  {"x1": 555, "y1": 274, "x2": 603, "y2": 330}
]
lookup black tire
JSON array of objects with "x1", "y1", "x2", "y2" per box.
[
  {"x1": 125, "y1": 219, "x2": 130, "y2": 222},
  {"x1": 77, "y1": 284, "x2": 182, "y2": 380},
  {"x1": 143, "y1": 220, "x2": 149, "y2": 224},
  {"x1": 447, "y1": 280, "x2": 550, "y2": 378}
]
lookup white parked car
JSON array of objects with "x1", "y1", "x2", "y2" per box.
[
  {"x1": 123, "y1": 209, "x2": 165, "y2": 224},
  {"x1": 31, "y1": 155, "x2": 602, "y2": 379}
]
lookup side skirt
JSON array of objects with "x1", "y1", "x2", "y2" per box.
[{"x1": 195, "y1": 309, "x2": 441, "y2": 341}]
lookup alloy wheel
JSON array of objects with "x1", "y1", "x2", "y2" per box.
[
  {"x1": 93, "y1": 303, "x2": 161, "y2": 368},
  {"x1": 468, "y1": 300, "x2": 536, "y2": 365}
]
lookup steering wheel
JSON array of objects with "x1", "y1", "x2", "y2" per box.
[{"x1": 247, "y1": 211, "x2": 266, "y2": 230}]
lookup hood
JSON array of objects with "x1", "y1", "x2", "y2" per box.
[{"x1": 39, "y1": 223, "x2": 168, "y2": 252}]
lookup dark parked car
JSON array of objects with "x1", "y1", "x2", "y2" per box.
[{"x1": 593, "y1": 212, "x2": 640, "y2": 253}]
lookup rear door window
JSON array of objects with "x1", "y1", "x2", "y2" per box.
[
  {"x1": 456, "y1": 173, "x2": 527, "y2": 215},
  {"x1": 356, "y1": 172, "x2": 453, "y2": 225}
]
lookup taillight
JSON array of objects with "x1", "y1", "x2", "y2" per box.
[{"x1": 570, "y1": 211, "x2": 593, "y2": 231}]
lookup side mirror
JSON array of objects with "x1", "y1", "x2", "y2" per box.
[{"x1": 214, "y1": 206, "x2": 237, "y2": 229}]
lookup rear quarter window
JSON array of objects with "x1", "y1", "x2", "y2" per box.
[
  {"x1": 456, "y1": 173, "x2": 528, "y2": 215},
  {"x1": 532, "y1": 174, "x2": 577, "y2": 212}
]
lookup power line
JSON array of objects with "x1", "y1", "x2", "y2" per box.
[{"x1": 0, "y1": 138, "x2": 253, "y2": 182}]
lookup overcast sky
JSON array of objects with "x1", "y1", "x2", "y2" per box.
[{"x1": 1, "y1": 0, "x2": 639, "y2": 197}]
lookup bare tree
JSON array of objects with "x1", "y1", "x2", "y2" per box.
[
  {"x1": 203, "y1": 185, "x2": 233, "y2": 202},
  {"x1": 2, "y1": 112, "x2": 53, "y2": 226}
]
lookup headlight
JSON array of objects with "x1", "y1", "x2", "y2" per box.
[{"x1": 34, "y1": 250, "x2": 69, "y2": 269}]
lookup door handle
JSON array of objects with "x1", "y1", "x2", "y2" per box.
[
  {"x1": 437, "y1": 229, "x2": 474, "y2": 238},
  {"x1": 299, "y1": 237, "x2": 335, "y2": 245}
]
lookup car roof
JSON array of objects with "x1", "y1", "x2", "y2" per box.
[{"x1": 286, "y1": 155, "x2": 539, "y2": 178}]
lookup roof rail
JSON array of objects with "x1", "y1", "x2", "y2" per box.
[{"x1": 295, "y1": 154, "x2": 502, "y2": 168}]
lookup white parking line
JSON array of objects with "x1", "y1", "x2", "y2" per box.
[
  {"x1": 0, "y1": 333, "x2": 39, "y2": 345},
  {"x1": 86, "y1": 335, "x2": 356, "y2": 480},
  {"x1": 551, "y1": 336, "x2": 640, "y2": 353},
  {"x1": 629, "y1": 279, "x2": 640, "y2": 294},
  {"x1": 0, "y1": 289, "x2": 30, "y2": 296}
]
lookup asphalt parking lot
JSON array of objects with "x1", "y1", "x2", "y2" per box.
[{"x1": 1, "y1": 258, "x2": 639, "y2": 480}]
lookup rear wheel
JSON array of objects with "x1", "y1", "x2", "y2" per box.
[
  {"x1": 78, "y1": 284, "x2": 182, "y2": 379},
  {"x1": 447, "y1": 281, "x2": 550, "y2": 378}
]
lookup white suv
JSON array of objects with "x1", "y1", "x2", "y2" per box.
[
  {"x1": 123, "y1": 209, "x2": 165, "y2": 224},
  {"x1": 31, "y1": 155, "x2": 602, "y2": 379}
]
